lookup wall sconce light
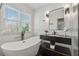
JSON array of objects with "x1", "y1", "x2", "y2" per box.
[
  {"x1": 65, "y1": 7, "x2": 70, "y2": 15},
  {"x1": 73, "y1": 5, "x2": 77, "y2": 12},
  {"x1": 46, "y1": 14, "x2": 49, "y2": 18},
  {"x1": 46, "y1": 11, "x2": 49, "y2": 18},
  {"x1": 43, "y1": 11, "x2": 50, "y2": 22}
]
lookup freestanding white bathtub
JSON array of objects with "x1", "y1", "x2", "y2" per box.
[{"x1": 1, "y1": 36, "x2": 41, "y2": 56}]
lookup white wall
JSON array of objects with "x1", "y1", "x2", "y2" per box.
[
  {"x1": 34, "y1": 3, "x2": 78, "y2": 37},
  {"x1": 64, "y1": 4, "x2": 78, "y2": 55},
  {"x1": 34, "y1": 3, "x2": 78, "y2": 55},
  {"x1": 34, "y1": 3, "x2": 67, "y2": 35}
]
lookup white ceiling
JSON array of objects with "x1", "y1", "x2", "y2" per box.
[{"x1": 24, "y1": 3, "x2": 50, "y2": 10}]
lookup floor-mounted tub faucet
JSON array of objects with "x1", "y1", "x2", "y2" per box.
[{"x1": 21, "y1": 31, "x2": 25, "y2": 40}]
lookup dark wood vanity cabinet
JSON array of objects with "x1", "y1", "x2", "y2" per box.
[
  {"x1": 39, "y1": 43, "x2": 71, "y2": 56},
  {"x1": 39, "y1": 35, "x2": 71, "y2": 56},
  {"x1": 40, "y1": 35, "x2": 55, "y2": 45},
  {"x1": 40, "y1": 35, "x2": 71, "y2": 45},
  {"x1": 40, "y1": 35, "x2": 53, "y2": 41}
]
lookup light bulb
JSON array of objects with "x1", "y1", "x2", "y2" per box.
[{"x1": 46, "y1": 11, "x2": 49, "y2": 14}]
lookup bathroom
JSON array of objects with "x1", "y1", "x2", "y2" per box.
[{"x1": 0, "y1": 3, "x2": 78, "y2": 56}]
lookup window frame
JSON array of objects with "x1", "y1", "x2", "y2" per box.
[
  {"x1": 1, "y1": 4, "x2": 31, "y2": 33},
  {"x1": 20, "y1": 12, "x2": 31, "y2": 32},
  {"x1": 3, "y1": 5, "x2": 20, "y2": 32}
]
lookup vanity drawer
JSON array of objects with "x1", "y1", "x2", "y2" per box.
[
  {"x1": 54, "y1": 37, "x2": 71, "y2": 45},
  {"x1": 40, "y1": 35, "x2": 53, "y2": 41}
]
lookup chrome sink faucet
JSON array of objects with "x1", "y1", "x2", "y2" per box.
[{"x1": 53, "y1": 30, "x2": 56, "y2": 35}]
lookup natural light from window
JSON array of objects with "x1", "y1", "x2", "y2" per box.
[{"x1": 3, "y1": 5, "x2": 30, "y2": 33}]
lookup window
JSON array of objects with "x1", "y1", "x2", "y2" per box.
[
  {"x1": 5, "y1": 7, "x2": 19, "y2": 21},
  {"x1": 21, "y1": 13, "x2": 30, "y2": 32},
  {"x1": 2, "y1": 5, "x2": 30, "y2": 33},
  {"x1": 4, "y1": 6, "x2": 19, "y2": 32}
]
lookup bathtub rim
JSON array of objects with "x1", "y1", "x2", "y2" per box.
[{"x1": 1, "y1": 37, "x2": 41, "y2": 51}]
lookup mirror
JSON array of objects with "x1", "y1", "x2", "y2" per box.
[{"x1": 49, "y1": 7, "x2": 64, "y2": 31}]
